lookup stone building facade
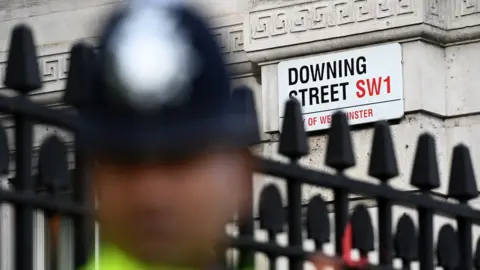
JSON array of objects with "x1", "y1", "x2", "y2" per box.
[{"x1": 1, "y1": 0, "x2": 480, "y2": 269}]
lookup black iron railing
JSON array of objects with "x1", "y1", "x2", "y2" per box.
[{"x1": 1, "y1": 23, "x2": 480, "y2": 270}]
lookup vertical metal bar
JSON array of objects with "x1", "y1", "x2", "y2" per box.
[
  {"x1": 73, "y1": 142, "x2": 91, "y2": 268},
  {"x1": 238, "y1": 174, "x2": 254, "y2": 270},
  {"x1": 288, "y1": 159, "x2": 303, "y2": 270},
  {"x1": 401, "y1": 259, "x2": 411, "y2": 270},
  {"x1": 267, "y1": 231, "x2": 276, "y2": 270},
  {"x1": 333, "y1": 186, "x2": 348, "y2": 256},
  {"x1": 0, "y1": 177, "x2": 3, "y2": 270},
  {"x1": 378, "y1": 197, "x2": 392, "y2": 266},
  {"x1": 238, "y1": 218, "x2": 254, "y2": 269},
  {"x1": 0, "y1": 177, "x2": 13, "y2": 270},
  {"x1": 457, "y1": 199, "x2": 472, "y2": 270},
  {"x1": 418, "y1": 206, "x2": 434, "y2": 270},
  {"x1": 14, "y1": 115, "x2": 34, "y2": 270}
]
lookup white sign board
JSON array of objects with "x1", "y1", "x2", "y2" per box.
[{"x1": 278, "y1": 43, "x2": 404, "y2": 132}]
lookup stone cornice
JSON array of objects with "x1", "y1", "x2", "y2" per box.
[
  {"x1": 246, "y1": 23, "x2": 480, "y2": 64},
  {"x1": 0, "y1": 0, "x2": 124, "y2": 23},
  {"x1": 243, "y1": 0, "x2": 480, "y2": 63}
]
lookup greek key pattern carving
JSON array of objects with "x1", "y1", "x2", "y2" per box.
[
  {"x1": 212, "y1": 24, "x2": 245, "y2": 55},
  {"x1": 0, "y1": 23, "x2": 245, "y2": 90},
  {"x1": 0, "y1": 53, "x2": 70, "y2": 89},
  {"x1": 250, "y1": 0, "x2": 415, "y2": 40},
  {"x1": 40, "y1": 54, "x2": 69, "y2": 83},
  {"x1": 454, "y1": 0, "x2": 480, "y2": 17}
]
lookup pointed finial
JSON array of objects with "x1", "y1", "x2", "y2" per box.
[
  {"x1": 368, "y1": 121, "x2": 398, "y2": 182},
  {"x1": 436, "y1": 225, "x2": 459, "y2": 269},
  {"x1": 4, "y1": 24, "x2": 42, "y2": 93},
  {"x1": 306, "y1": 196, "x2": 330, "y2": 249},
  {"x1": 447, "y1": 144, "x2": 478, "y2": 202},
  {"x1": 410, "y1": 133, "x2": 440, "y2": 190},
  {"x1": 278, "y1": 98, "x2": 309, "y2": 160},
  {"x1": 63, "y1": 42, "x2": 97, "y2": 109},
  {"x1": 231, "y1": 86, "x2": 260, "y2": 145},
  {"x1": 394, "y1": 214, "x2": 418, "y2": 263},
  {"x1": 258, "y1": 184, "x2": 285, "y2": 235},
  {"x1": 37, "y1": 136, "x2": 69, "y2": 191},
  {"x1": 325, "y1": 111, "x2": 355, "y2": 171},
  {"x1": 350, "y1": 204, "x2": 374, "y2": 254}
]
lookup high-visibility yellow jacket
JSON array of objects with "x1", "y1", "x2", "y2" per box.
[
  {"x1": 82, "y1": 244, "x2": 203, "y2": 270},
  {"x1": 82, "y1": 243, "x2": 249, "y2": 270}
]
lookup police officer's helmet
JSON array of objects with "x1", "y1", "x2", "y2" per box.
[{"x1": 70, "y1": 0, "x2": 259, "y2": 160}]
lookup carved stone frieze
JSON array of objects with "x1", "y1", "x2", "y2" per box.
[
  {"x1": 0, "y1": 0, "x2": 124, "y2": 22},
  {"x1": 245, "y1": 0, "x2": 420, "y2": 52},
  {"x1": 211, "y1": 22, "x2": 248, "y2": 64},
  {"x1": 0, "y1": 53, "x2": 69, "y2": 93},
  {"x1": 41, "y1": 54, "x2": 70, "y2": 83},
  {"x1": 450, "y1": 0, "x2": 480, "y2": 28},
  {"x1": 424, "y1": 0, "x2": 445, "y2": 29},
  {"x1": 454, "y1": 0, "x2": 480, "y2": 17},
  {"x1": 243, "y1": 0, "x2": 480, "y2": 60},
  {"x1": 0, "y1": 22, "x2": 248, "y2": 100}
]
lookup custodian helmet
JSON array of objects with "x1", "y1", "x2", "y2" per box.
[{"x1": 68, "y1": 0, "x2": 259, "y2": 159}]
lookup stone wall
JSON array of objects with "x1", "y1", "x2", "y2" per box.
[
  {"x1": 246, "y1": 0, "x2": 480, "y2": 206},
  {"x1": 0, "y1": 0, "x2": 480, "y2": 269},
  {"x1": 244, "y1": 1, "x2": 480, "y2": 268}
]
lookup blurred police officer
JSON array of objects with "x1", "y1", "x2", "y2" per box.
[{"x1": 76, "y1": 0, "x2": 258, "y2": 269}]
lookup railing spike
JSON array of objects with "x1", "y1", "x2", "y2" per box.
[
  {"x1": 64, "y1": 42, "x2": 97, "y2": 109},
  {"x1": 447, "y1": 144, "x2": 478, "y2": 202},
  {"x1": 350, "y1": 204, "x2": 374, "y2": 254},
  {"x1": 368, "y1": 121, "x2": 398, "y2": 182},
  {"x1": 4, "y1": 24, "x2": 42, "y2": 93},
  {"x1": 436, "y1": 225, "x2": 459, "y2": 269},
  {"x1": 278, "y1": 98, "x2": 309, "y2": 160},
  {"x1": 37, "y1": 135, "x2": 70, "y2": 192},
  {"x1": 325, "y1": 111, "x2": 355, "y2": 171},
  {"x1": 306, "y1": 195, "x2": 330, "y2": 249},
  {"x1": 394, "y1": 214, "x2": 418, "y2": 264},
  {"x1": 410, "y1": 133, "x2": 440, "y2": 190},
  {"x1": 258, "y1": 184, "x2": 285, "y2": 235}
]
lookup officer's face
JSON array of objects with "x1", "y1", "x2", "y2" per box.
[{"x1": 92, "y1": 149, "x2": 253, "y2": 266}]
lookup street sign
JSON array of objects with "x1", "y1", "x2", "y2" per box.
[{"x1": 278, "y1": 43, "x2": 404, "y2": 132}]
